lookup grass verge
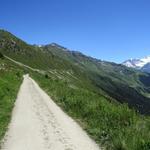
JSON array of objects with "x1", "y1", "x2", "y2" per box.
[
  {"x1": 31, "y1": 72, "x2": 150, "y2": 150},
  {"x1": 0, "y1": 60, "x2": 23, "y2": 146}
]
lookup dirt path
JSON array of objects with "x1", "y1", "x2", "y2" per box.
[
  {"x1": 1, "y1": 75, "x2": 100, "y2": 150},
  {"x1": 4, "y1": 55, "x2": 45, "y2": 74}
]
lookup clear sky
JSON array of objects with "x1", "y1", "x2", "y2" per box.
[{"x1": 1, "y1": 0, "x2": 150, "y2": 63}]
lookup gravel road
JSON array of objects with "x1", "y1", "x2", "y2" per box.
[{"x1": 1, "y1": 75, "x2": 100, "y2": 150}]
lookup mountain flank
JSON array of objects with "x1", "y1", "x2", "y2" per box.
[
  {"x1": 0, "y1": 29, "x2": 150, "y2": 149},
  {"x1": 123, "y1": 56, "x2": 150, "y2": 73}
]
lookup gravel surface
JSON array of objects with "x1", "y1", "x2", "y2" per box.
[{"x1": 1, "y1": 75, "x2": 100, "y2": 150}]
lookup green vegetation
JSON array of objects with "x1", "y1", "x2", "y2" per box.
[
  {"x1": 1, "y1": 30, "x2": 150, "y2": 114},
  {"x1": 44, "y1": 44, "x2": 150, "y2": 115},
  {"x1": 0, "y1": 30, "x2": 77, "y2": 71},
  {"x1": 0, "y1": 29, "x2": 150, "y2": 149},
  {"x1": 0, "y1": 59, "x2": 23, "y2": 145},
  {"x1": 31, "y1": 72, "x2": 150, "y2": 150}
]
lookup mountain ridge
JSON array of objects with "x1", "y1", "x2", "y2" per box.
[
  {"x1": 123, "y1": 56, "x2": 150, "y2": 72},
  {"x1": 1, "y1": 29, "x2": 150, "y2": 115},
  {"x1": 0, "y1": 29, "x2": 150, "y2": 149}
]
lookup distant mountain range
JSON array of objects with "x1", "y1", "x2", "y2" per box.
[{"x1": 122, "y1": 56, "x2": 150, "y2": 73}]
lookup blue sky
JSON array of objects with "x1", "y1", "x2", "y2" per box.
[{"x1": 1, "y1": 0, "x2": 150, "y2": 63}]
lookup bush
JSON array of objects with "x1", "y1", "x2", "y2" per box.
[
  {"x1": 0, "y1": 52, "x2": 4, "y2": 59},
  {"x1": 45, "y1": 74, "x2": 49, "y2": 79}
]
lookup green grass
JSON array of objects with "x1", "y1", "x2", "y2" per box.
[
  {"x1": 1, "y1": 29, "x2": 150, "y2": 149},
  {"x1": 1, "y1": 29, "x2": 150, "y2": 115},
  {"x1": 31, "y1": 72, "x2": 150, "y2": 150},
  {"x1": 0, "y1": 59, "x2": 23, "y2": 145}
]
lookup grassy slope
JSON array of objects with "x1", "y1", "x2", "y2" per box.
[
  {"x1": 0, "y1": 58, "x2": 23, "y2": 146},
  {"x1": 0, "y1": 30, "x2": 78, "y2": 71},
  {"x1": 44, "y1": 45, "x2": 150, "y2": 115},
  {"x1": 0, "y1": 30, "x2": 150, "y2": 149},
  {"x1": 1, "y1": 30, "x2": 150, "y2": 114},
  {"x1": 31, "y1": 72, "x2": 150, "y2": 150}
]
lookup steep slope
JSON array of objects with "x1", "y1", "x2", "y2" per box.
[
  {"x1": 0, "y1": 30, "x2": 75, "y2": 70},
  {"x1": 43, "y1": 44, "x2": 150, "y2": 114},
  {"x1": 0, "y1": 30, "x2": 150, "y2": 149},
  {"x1": 1, "y1": 30, "x2": 150, "y2": 114},
  {"x1": 141, "y1": 62, "x2": 150, "y2": 73}
]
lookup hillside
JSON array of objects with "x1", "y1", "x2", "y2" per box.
[
  {"x1": 0, "y1": 29, "x2": 150, "y2": 149},
  {"x1": 43, "y1": 44, "x2": 150, "y2": 114},
  {"x1": 1, "y1": 30, "x2": 149, "y2": 114},
  {"x1": 0, "y1": 55, "x2": 23, "y2": 143}
]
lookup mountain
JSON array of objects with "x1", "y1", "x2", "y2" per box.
[
  {"x1": 141, "y1": 62, "x2": 150, "y2": 72},
  {"x1": 0, "y1": 29, "x2": 150, "y2": 149},
  {"x1": 123, "y1": 56, "x2": 150, "y2": 72},
  {"x1": 1, "y1": 29, "x2": 150, "y2": 114},
  {"x1": 1, "y1": 29, "x2": 150, "y2": 115}
]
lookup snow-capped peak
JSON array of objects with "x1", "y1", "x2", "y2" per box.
[{"x1": 122, "y1": 56, "x2": 150, "y2": 69}]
